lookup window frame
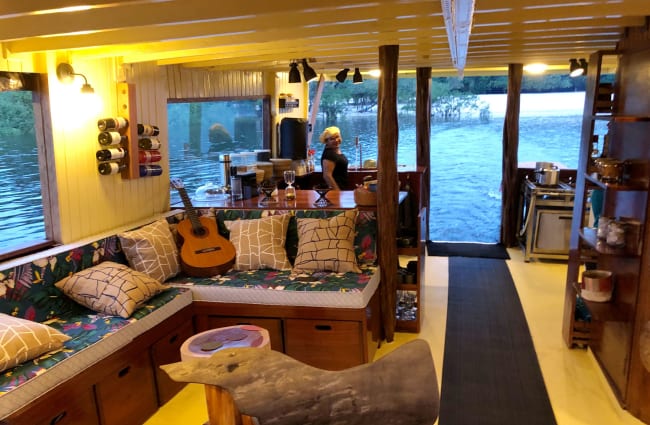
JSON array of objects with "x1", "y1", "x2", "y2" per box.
[{"x1": 0, "y1": 72, "x2": 58, "y2": 261}]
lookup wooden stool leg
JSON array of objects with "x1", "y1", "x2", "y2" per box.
[{"x1": 204, "y1": 384, "x2": 242, "y2": 425}]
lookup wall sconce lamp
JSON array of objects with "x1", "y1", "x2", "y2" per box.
[
  {"x1": 301, "y1": 58, "x2": 318, "y2": 82},
  {"x1": 57, "y1": 62, "x2": 95, "y2": 94},
  {"x1": 569, "y1": 58, "x2": 587, "y2": 77},
  {"x1": 288, "y1": 62, "x2": 301, "y2": 83},
  {"x1": 353, "y1": 68, "x2": 363, "y2": 84},
  {"x1": 336, "y1": 68, "x2": 350, "y2": 83}
]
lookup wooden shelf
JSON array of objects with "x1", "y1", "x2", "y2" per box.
[
  {"x1": 584, "y1": 173, "x2": 648, "y2": 191},
  {"x1": 116, "y1": 82, "x2": 139, "y2": 180},
  {"x1": 579, "y1": 227, "x2": 639, "y2": 257}
]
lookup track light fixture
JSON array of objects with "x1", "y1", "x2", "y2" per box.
[
  {"x1": 353, "y1": 67, "x2": 363, "y2": 84},
  {"x1": 301, "y1": 58, "x2": 317, "y2": 82},
  {"x1": 56, "y1": 62, "x2": 95, "y2": 94},
  {"x1": 288, "y1": 62, "x2": 301, "y2": 83},
  {"x1": 336, "y1": 68, "x2": 349, "y2": 83},
  {"x1": 569, "y1": 58, "x2": 587, "y2": 77}
]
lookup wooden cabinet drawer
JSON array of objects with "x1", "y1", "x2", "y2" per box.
[
  {"x1": 284, "y1": 319, "x2": 364, "y2": 370},
  {"x1": 95, "y1": 348, "x2": 158, "y2": 425},
  {"x1": 205, "y1": 316, "x2": 284, "y2": 352},
  {"x1": 6, "y1": 383, "x2": 98, "y2": 425},
  {"x1": 151, "y1": 320, "x2": 194, "y2": 405}
]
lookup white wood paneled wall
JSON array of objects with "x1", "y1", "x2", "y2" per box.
[{"x1": 51, "y1": 60, "x2": 307, "y2": 244}]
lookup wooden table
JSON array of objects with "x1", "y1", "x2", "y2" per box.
[{"x1": 183, "y1": 190, "x2": 406, "y2": 211}]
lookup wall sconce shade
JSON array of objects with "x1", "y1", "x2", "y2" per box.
[
  {"x1": 301, "y1": 59, "x2": 317, "y2": 82},
  {"x1": 353, "y1": 68, "x2": 363, "y2": 84},
  {"x1": 288, "y1": 62, "x2": 301, "y2": 83},
  {"x1": 336, "y1": 68, "x2": 349, "y2": 83},
  {"x1": 569, "y1": 58, "x2": 586, "y2": 77},
  {"x1": 57, "y1": 62, "x2": 95, "y2": 94}
]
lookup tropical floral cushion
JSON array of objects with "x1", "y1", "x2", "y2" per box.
[
  {"x1": 0, "y1": 234, "x2": 127, "y2": 322},
  {"x1": 0, "y1": 313, "x2": 70, "y2": 373},
  {"x1": 224, "y1": 214, "x2": 292, "y2": 271},
  {"x1": 293, "y1": 209, "x2": 361, "y2": 273},
  {"x1": 118, "y1": 219, "x2": 181, "y2": 282},
  {"x1": 55, "y1": 262, "x2": 166, "y2": 318}
]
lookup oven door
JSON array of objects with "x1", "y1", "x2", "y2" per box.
[{"x1": 533, "y1": 209, "x2": 572, "y2": 254}]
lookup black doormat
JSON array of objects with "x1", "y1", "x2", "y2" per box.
[
  {"x1": 439, "y1": 258, "x2": 557, "y2": 425},
  {"x1": 426, "y1": 241, "x2": 510, "y2": 259}
]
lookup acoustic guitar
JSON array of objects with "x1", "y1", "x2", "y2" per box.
[{"x1": 170, "y1": 178, "x2": 236, "y2": 277}]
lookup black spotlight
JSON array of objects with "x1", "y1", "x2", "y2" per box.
[
  {"x1": 336, "y1": 68, "x2": 349, "y2": 83},
  {"x1": 353, "y1": 67, "x2": 363, "y2": 84},
  {"x1": 569, "y1": 58, "x2": 583, "y2": 77},
  {"x1": 289, "y1": 62, "x2": 301, "y2": 83},
  {"x1": 301, "y1": 58, "x2": 317, "y2": 82},
  {"x1": 579, "y1": 58, "x2": 588, "y2": 75}
]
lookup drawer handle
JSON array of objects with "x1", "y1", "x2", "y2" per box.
[
  {"x1": 558, "y1": 215, "x2": 572, "y2": 220},
  {"x1": 50, "y1": 411, "x2": 67, "y2": 425},
  {"x1": 315, "y1": 324, "x2": 332, "y2": 331},
  {"x1": 169, "y1": 334, "x2": 179, "y2": 344},
  {"x1": 118, "y1": 366, "x2": 131, "y2": 378},
  {"x1": 236, "y1": 322, "x2": 252, "y2": 325}
]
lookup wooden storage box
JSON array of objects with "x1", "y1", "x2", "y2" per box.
[
  {"x1": 95, "y1": 348, "x2": 158, "y2": 425},
  {"x1": 284, "y1": 318, "x2": 364, "y2": 370},
  {"x1": 151, "y1": 320, "x2": 194, "y2": 405}
]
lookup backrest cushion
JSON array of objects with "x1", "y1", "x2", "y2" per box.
[
  {"x1": 293, "y1": 209, "x2": 361, "y2": 273},
  {"x1": 118, "y1": 219, "x2": 181, "y2": 282},
  {"x1": 224, "y1": 214, "x2": 292, "y2": 271}
]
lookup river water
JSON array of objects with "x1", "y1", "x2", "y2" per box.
[{"x1": 1, "y1": 92, "x2": 585, "y2": 248}]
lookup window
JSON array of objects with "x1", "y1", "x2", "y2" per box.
[
  {"x1": 167, "y1": 96, "x2": 271, "y2": 204},
  {"x1": 0, "y1": 72, "x2": 55, "y2": 260}
]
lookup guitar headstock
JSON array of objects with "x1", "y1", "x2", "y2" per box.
[{"x1": 170, "y1": 178, "x2": 185, "y2": 190}]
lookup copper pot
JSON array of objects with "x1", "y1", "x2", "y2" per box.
[{"x1": 595, "y1": 158, "x2": 624, "y2": 182}]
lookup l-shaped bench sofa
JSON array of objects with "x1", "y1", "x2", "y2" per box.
[{"x1": 0, "y1": 207, "x2": 381, "y2": 425}]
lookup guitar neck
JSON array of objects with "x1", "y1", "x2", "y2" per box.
[{"x1": 176, "y1": 187, "x2": 203, "y2": 232}]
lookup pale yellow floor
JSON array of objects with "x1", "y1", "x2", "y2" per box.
[{"x1": 145, "y1": 250, "x2": 645, "y2": 425}]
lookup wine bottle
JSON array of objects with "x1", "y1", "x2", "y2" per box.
[
  {"x1": 96, "y1": 148, "x2": 127, "y2": 161},
  {"x1": 139, "y1": 164, "x2": 163, "y2": 177},
  {"x1": 138, "y1": 137, "x2": 161, "y2": 149},
  {"x1": 137, "y1": 124, "x2": 160, "y2": 137},
  {"x1": 98, "y1": 131, "x2": 127, "y2": 146},
  {"x1": 138, "y1": 150, "x2": 161, "y2": 164},
  {"x1": 98, "y1": 162, "x2": 126, "y2": 175},
  {"x1": 97, "y1": 117, "x2": 128, "y2": 131}
]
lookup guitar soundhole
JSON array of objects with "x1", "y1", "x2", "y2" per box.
[{"x1": 193, "y1": 227, "x2": 207, "y2": 237}]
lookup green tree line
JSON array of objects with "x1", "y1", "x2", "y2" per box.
[
  {"x1": 311, "y1": 74, "x2": 594, "y2": 123},
  {"x1": 0, "y1": 91, "x2": 35, "y2": 136}
]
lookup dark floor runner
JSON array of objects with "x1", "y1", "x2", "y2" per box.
[
  {"x1": 427, "y1": 241, "x2": 510, "y2": 259},
  {"x1": 438, "y1": 257, "x2": 557, "y2": 425}
]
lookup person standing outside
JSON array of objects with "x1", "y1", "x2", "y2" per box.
[{"x1": 319, "y1": 126, "x2": 349, "y2": 190}]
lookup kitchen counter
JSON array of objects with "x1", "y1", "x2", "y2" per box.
[{"x1": 177, "y1": 190, "x2": 407, "y2": 211}]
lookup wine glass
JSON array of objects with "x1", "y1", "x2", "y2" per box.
[
  {"x1": 284, "y1": 170, "x2": 296, "y2": 201},
  {"x1": 313, "y1": 184, "x2": 332, "y2": 207},
  {"x1": 258, "y1": 181, "x2": 276, "y2": 206}
]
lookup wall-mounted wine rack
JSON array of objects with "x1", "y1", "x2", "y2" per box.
[{"x1": 96, "y1": 82, "x2": 162, "y2": 179}]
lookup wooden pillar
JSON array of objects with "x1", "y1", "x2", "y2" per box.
[
  {"x1": 416, "y1": 67, "x2": 431, "y2": 240},
  {"x1": 500, "y1": 63, "x2": 523, "y2": 246},
  {"x1": 377, "y1": 45, "x2": 399, "y2": 342}
]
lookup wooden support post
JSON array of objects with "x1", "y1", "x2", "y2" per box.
[
  {"x1": 377, "y1": 45, "x2": 399, "y2": 342},
  {"x1": 500, "y1": 64, "x2": 523, "y2": 246},
  {"x1": 416, "y1": 67, "x2": 431, "y2": 242}
]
